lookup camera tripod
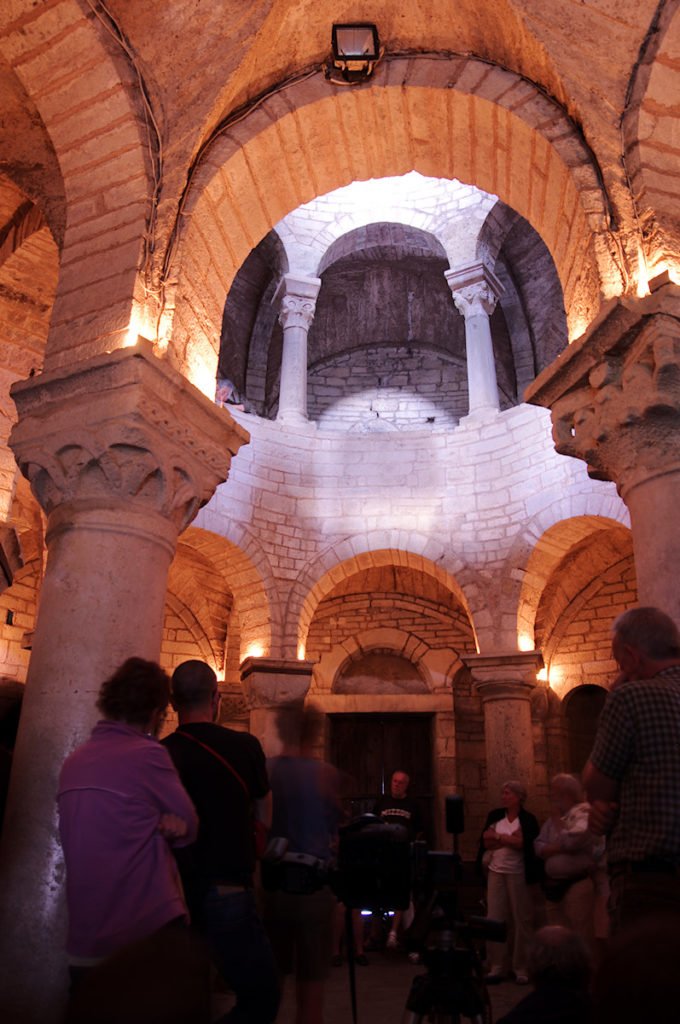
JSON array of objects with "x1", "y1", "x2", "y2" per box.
[{"x1": 400, "y1": 891, "x2": 500, "y2": 1024}]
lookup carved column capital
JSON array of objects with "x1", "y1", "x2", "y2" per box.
[
  {"x1": 241, "y1": 657, "x2": 316, "y2": 755},
  {"x1": 240, "y1": 656, "x2": 315, "y2": 708},
  {"x1": 279, "y1": 294, "x2": 317, "y2": 331},
  {"x1": 445, "y1": 261, "x2": 504, "y2": 319},
  {"x1": 526, "y1": 285, "x2": 680, "y2": 498},
  {"x1": 9, "y1": 345, "x2": 249, "y2": 536},
  {"x1": 274, "y1": 273, "x2": 321, "y2": 330},
  {"x1": 462, "y1": 651, "x2": 544, "y2": 701}
]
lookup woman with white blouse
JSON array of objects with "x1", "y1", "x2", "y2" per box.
[{"x1": 478, "y1": 780, "x2": 541, "y2": 985}]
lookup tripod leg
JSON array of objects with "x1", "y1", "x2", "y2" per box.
[{"x1": 345, "y1": 904, "x2": 359, "y2": 1024}]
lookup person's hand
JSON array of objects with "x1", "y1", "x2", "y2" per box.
[
  {"x1": 588, "y1": 800, "x2": 618, "y2": 835},
  {"x1": 158, "y1": 813, "x2": 189, "y2": 839},
  {"x1": 483, "y1": 827, "x2": 501, "y2": 848}
]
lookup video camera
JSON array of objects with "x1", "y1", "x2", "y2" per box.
[{"x1": 264, "y1": 796, "x2": 505, "y2": 1023}]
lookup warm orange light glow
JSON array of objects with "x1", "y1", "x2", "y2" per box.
[
  {"x1": 123, "y1": 304, "x2": 158, "y2": 349},
  {"x1": 123, "y1": 313, "x2": 141, "y2": 348},
  {"x1": 244, "y1": 642, "x2": 265, "y2": 660},
  {"x1": 567, "y1": 316, "x2": 589, "y2": 344},
  {"x1": 297, "y1": 642, "x2": 306, "y2": 660},
  {"x1": 547, "y1": 665, "x2": 566, "y2": 693},
  {"x1": 537, "y1": 667, "x2": 548, "y2": 683},
  {"x1": 517, "y1": 633, "x2": 534, "y2": 652},
  {"x1": 647, "y1": 259, "x2": 680, "y2": 288},
  {"x1": 636, "y1": 246, "x2": 651, "y2": 298}
]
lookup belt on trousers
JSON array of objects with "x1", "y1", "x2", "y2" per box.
[{"x1": 212, "y1": 883, "x2": 247, "y2": 895}]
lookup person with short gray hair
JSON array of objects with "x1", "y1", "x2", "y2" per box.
[
  {"x1": 611, "y1": 606, "x2": 680, "y2": 662},
  {"x1": 584, "y1": 606, "x2": 680, "y2": 931}
]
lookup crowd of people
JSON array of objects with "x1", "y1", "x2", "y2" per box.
[
  {"x1": 51, "y1": 604, "x2": 680, "y2": 1023},
  {"x1": 478, "y1": 605, "x2": 680, "y2": 1022}
]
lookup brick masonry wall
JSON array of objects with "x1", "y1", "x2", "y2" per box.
[
  {"x1": 548, "y1": 557, "x2": 637, "y2": 696},
  {"x1": 307, "y1": 346, "x2": 469, "y2": 431},
  {"x1": 0, "y1": 561, "x2": 38, "y2": 683},
  {"x1": 306, "y1": 591, "x2": 476, "y2": 667}
]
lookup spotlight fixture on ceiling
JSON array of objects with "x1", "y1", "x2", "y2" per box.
[{"x1": 327, "y1": 23, "x2": 381, "y2": 84}]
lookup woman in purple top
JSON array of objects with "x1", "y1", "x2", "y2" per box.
[{"x1": 57, "y1": 658, "x2": 198, "y2": 977}]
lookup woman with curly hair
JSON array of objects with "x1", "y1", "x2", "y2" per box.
[{"x1": 58, "y1": 657, "x2": 198, "y2": 989}]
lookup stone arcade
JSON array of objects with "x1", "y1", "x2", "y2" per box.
[{"x1": 0, "y1": 2, "x2": 679, "y2": 1019}]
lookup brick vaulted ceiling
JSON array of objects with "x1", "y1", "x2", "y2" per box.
[{"x1": 0, "y1": 1, "x2": 677, "y2": 386}]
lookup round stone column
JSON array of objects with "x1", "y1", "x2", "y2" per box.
[
  {"x1": 526, "y1": 283, "x2": 680, "y2": 626},
  {"x1": 624, "y1": 471, "x2": 680, "y2": 622},
  {"x1": 0, "y1": 344, "x2": 249, "y2": 1023},
  {"x1": 240, "y1": 656, "x2": 315, "y2": 755},
  {"x1": 445, "y1": 262, "x2": 504, "y2": 418},
  {"x1": 463, "y1": 652, "x2": 543, "y2": 805},
  {"x1": 274, "y1": 273, "x2": 321, "y2": 424}
]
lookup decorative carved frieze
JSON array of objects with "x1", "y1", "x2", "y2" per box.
[
  {"x1": 525, "y1": 283, "x2": 680, "y2": 497},
  {"x1": 8, "y1": 346, "x2": 249, "y2": 532}
]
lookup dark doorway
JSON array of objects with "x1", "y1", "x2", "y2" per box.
[
  {"x1": 565, "y1": 684, "x2": 607, "y2": 774},
  {"x1": 329, "y1": 712, "x2": 434, "y2": 839}
]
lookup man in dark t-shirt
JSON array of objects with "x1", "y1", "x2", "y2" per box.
[
  {"x1": 163, "y1": 660, "x2": 278, "y2": 1024},
  {"x1": 374, "y1": 769, "x2": 423, "y2": 841},
  {"x1": 374, "y1": 770, "x2": 423, "y2": 951}
]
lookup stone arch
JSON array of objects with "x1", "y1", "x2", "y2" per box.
[
  {"x1": 278, "y1": 175, "x2": 492, "y2": 276},
  {"x1": 318, "y1": 222, "x2": 447, "y2": 276},
  {"x1": 622, "y1": 1, "x2": 680, "y2": 276},
  {"x1": 313, "y1": 625, "x2": 463, "y2": 697},
  {"x1": 162, "y1": 591, "x2": 219, "y2": 672},
  {"x1": 288, "y1": 532, "x2": 481, "y2": 661},
  {"x1": 0, "y1": 60, "x2": 65, "y2": 244},
  {"x1": 220, "y1": 228, "x2": 288, "y2": 408},
  {"x1": 0, "y1": 1, "x2": 153, "y2": 367},
  {"x1": 0, "y1": 197, "x2": 47, "y2": 267},
  {"x1": 517, "y1": 511, "x2": 632, "y2": 650},
  {"x1": 562, "y1": 682, "x2": 608, "y2": 774},
  {"x1": 0, "y1": 187, "x2": 60, "y2": 519},
  {"x1": 539, "y1": 546, "x2": 634, "y2": 666},
  {"x1": 177, "y1": 525, "x2": 277, "y2": 662},
  {"x1": 0, "y1": 554, "x2": 40, "y2": 682},
  {"x1": 168, "y1": 56, "x2": 614, "y2": 394}
]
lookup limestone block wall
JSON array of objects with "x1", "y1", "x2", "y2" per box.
[
  {"x1": 160, "y1": 605, "x2": 213, "y2": 674},
  {"x1": 193, "y1": 400, "x2": 630, "y2": 846},
  {"x1": 198, "y1": 401, "x2": 626, "y2": 656},
  {"x1": 307, "y1": 346, "x2": 468, "y2": 431},
  {"x1": 0, "y1": 562, "x2": 37, "y2": 682},
  {"x1": 548, "y1": 557, "x2": 637, "y2": 698},
  {"x1": 305, "y1": 590, "x2": 475, "y2": 671}
]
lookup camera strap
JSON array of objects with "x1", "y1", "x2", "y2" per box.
[{"x1": 175, "y1": 729, "x2": 250, "y2": 800}]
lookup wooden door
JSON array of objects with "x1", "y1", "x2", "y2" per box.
[{"x1": 329, "y1": 713, "x2": 433, "y2": 838}]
